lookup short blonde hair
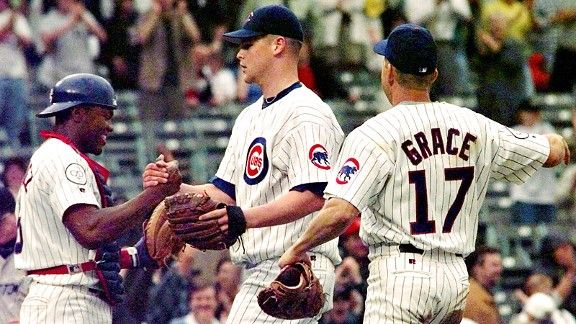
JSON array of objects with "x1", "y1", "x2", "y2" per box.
[{"x1": 395, "y1": 68, "x2": 436, "y2": 90}]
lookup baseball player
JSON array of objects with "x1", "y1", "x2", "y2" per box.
[
  {"x1": 279, "y1": 24, "x2": 570, "y2": 323},
  {"x1": 0, "y1": 187, "x2": 25, "y2": 323},
  {"x1": 14, "y1": 73, "x2": 181, "y2": 324},
  {"x1": 144, "y1": 5, "x2": 344, "y2": 323}
]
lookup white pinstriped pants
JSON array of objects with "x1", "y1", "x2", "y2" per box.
[
  {"x1": 364, "y1": 246, "x2": 469, "y2": 324},
  {"x1": 19, "y1": 281, "x2": 111, "y2": 324},
  {"x1": 226, "y1": 253, "x2": 335, "y2": 324}
]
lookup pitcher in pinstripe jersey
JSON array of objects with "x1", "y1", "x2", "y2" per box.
[
  {"x1": 279, "y1": 24, "x2": 570, "y2": 324},
  {"x1": 145, "y1": 5, "x2": 344, "y2": 323},
  {"x1": 14, "y1": 74, "x2": 181, "y2": 324}
]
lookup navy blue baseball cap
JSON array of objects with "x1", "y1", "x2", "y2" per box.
[
  {"x1": 373, "y1": 23, "x2": 437, "y2": 76},
  {"x1": 223, "y1": 5, "x2": 304, "y2": 44}
]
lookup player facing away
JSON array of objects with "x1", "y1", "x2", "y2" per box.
[
  {"x1": 14, "y1": 73, "x2": 181, "y2": 324},
  {"x1": 144, "y1": 5, "x2": 345, "y2": 323},
  {"x1": 279, "y1": 24, "x2": 570, "y2": 324}
]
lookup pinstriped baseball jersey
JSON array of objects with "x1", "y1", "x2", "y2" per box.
[
  {"x1": 215, "y1": 84, "x2": 344, "y2": 266},
  {"x1": 325, "y1": 102, "x2": 549, "y2": 257},
  {"x1": 14, "y1": 138, "x2": 101, "y2": 287}
]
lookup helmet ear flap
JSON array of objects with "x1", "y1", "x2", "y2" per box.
[{"x1": 37, "y1": 73, "x2": 118, "y2": 118}]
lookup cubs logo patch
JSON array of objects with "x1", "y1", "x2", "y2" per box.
[
  {"x1": 244, "y1": 137, "x2": 269, "y2": 185},
  {"x1": 336, "y1": 158, "x2": 360, "y2": 185},
  {"x1": 65, "y1": 163, "x2": 87, "y2": 185},
  {"x1": 309, "y1": 144, "x2": 331, "y2": 170}
]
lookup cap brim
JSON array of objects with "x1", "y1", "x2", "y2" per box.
[
  {"x1": 373, "y1": 39, "x2": 388, "y2": 56},
  {"x1": 223, "y1": 29, "x2": 265, "y2": 44},
  {"x1": 37, "y1": 101, "x2": 117, "y2": 118}
]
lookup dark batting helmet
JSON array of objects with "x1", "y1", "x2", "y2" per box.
[{"x1": 37, "y1": 73, "x2": 118, "y2": 118}]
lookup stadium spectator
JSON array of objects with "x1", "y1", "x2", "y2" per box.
[
  {"x1": 100, "y1": 0, "x2": 140, "y2": 90},
  {"x1": 532, "y1": 230, "x2": 576, "y2": 315},
  {"x1": 509, "y1": 100, "x2": 558, "y2": 224},
  {"x1": 338, "y1": 217, "x2": 369, "y2": 284},
  {"x1": 463, "y1": 246, "x2": 504, "y2": 324},
  {"x1": 1, "y1": 156, "x2": 27, "y2": 198},
  {"x1": 331, "y1": 256, "x2": 365, "y2": 318},
  {"x1": 513, "y1": 272, "x2": 576, "y2": 322},
  {"x1": 147, "y1": 247, "x2": 199, "y2": 324},
  {"x1": 0, "y1": 187, "x2": 25, "y2": 323},
  {"x1": 36, "y1": 0, "x2": 107, "y2": 88},
  {"x1": 200, "y1": 50, "x2": 237, "y2": 107},
  {"x1": 213, "y1": 258, "x2": 241, "y2": 322},
  {"x1": 528, "y1": 0, "x2": 559, "y2": 77},
  {"x1": 480, "y1": 0, "x2": 534, "y2": 97},
  {"x1": 169, "y1": 283, "x2": 220, "y2": 324},
  {"x1": 475, "y1": 11, "x2": 531, "y2": 126},
  {"x1": 136, "y1": 0, "x2": 200, "y2": 121},
  {"x1": 555, "y1": 106, "x2": 576, "y2": 226},
  {"x1": 547, "y1": 0, "x2": 576, "y2": 92},
  {"x1": 404, "y1": 0, "x2": 473, "y2": 97},
  {"x1": 510, "y1": 292, "x2": 576, "y2": 324},
  {"x1": 184, "y1": 0, "x2": 228, "y2": 107},
  {"x1": 480, "y1": 0, "x2": 532, "y2": 45},
  {"x1": 320, "y1": 284, "x2": 363, "y2": 324},
  {"x1": 316, "y1": 0, "x2": 370, "y2": 69},
  {"x1": 0, "y1": 0, "x2": 33, "y2": 150}
]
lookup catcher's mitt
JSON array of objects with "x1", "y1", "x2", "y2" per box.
[
  {"x1": 257, "y1": 262, "x2": 325, "y2": 320},
  {"x1": 165, "y1": 192, "x2": 244, "y2": 250},
  {"x1": 144, "y1": 202, "x2": 186, "y2": 267}
]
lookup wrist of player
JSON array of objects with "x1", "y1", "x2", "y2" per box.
[
  {"x1": 225, "y1": 205, "x2": 247, "y2": 238},
  {"x1": 119, "y1": 237, "x2": 159, "y2": 270}
]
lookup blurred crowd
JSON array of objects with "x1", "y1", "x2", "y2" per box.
[
  {"x1": 1, "y1": 0, "x2": 576, "y2": 323},
  {"x1": 1, "y1": 0, "x2": 576, "y2": 150}
]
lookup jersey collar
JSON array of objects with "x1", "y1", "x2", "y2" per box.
[
  {"x1": 261, "y1": 82, "x2": 302, "y2": 109},
  {"x1": 40, "y1": 130, "x2": 110, "y2": 182}
]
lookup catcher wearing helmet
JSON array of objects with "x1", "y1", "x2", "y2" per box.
[{"x1": 15, "y1": 73, "x2": 182, "y2": 323}]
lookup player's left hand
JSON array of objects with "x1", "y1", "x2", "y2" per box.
[
  {"x1": 278, "y1": 246, "x2": 311, "y2": 269},
  {"x1": 198, "y1": 207, "x2": 230, "y2": 233}
]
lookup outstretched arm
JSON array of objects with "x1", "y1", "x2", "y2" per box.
[
  {"x1": 278, "y1": 197, "x2": 359, "y2": 267},
  {"x1": 64, "y1": 161, "x2": 181, "y2": 249},
  {"x1": 197, "y1": 189, "x2": 325, "y2": 239}
]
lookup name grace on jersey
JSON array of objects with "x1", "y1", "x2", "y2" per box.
[{"x1": 401, "y1": 127, "x2": 477, "y2": 166}]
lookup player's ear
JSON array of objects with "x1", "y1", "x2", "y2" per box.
[
  {"x1": 271, "y1": 36, "x2": 285, "y2": 55},
  {"x1": 431, "y1": 69, "x2": 439, "y2": 84},
  {"x1": 387, "y1": 64, "x2": 396, "y2": 86}
]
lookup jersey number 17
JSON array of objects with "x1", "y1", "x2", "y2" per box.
[{"x1": 409, "y1": 166, "x2": 474, "y2": 235}]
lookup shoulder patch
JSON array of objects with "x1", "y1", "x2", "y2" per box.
[
  {"x1": 309, "y1": 144, "x2": 331, "y2": 170},
  {"x1": 336, "y1": 158, "x2": 360, "y2": 185},
  {"x1": 65, "y1": 163, "x2": 87, "y2": 185}
]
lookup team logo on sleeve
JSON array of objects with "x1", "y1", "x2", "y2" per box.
[
  {"x1": 309, "y1": 144, "x2": 331, "y2": 170},
  {"x1": 336, "y1": 158, "x2": 360, "y2": 184},
  {"x1": 65, "y1": 163, "x2": 87, "y2": 185},
  {"x1": 505, "y1": 127, "x2": 530, "y2": 139},
  {"x1": 244, "y1": 137, "x2": 269, "y2": 185}
]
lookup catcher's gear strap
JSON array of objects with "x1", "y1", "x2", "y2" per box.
[
  {"x1": 94, "y1": 266, "x2": 123, "y2": 306},
  {"x1": 26, "y1": 261, "x2": 97, "y2": 275}
]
